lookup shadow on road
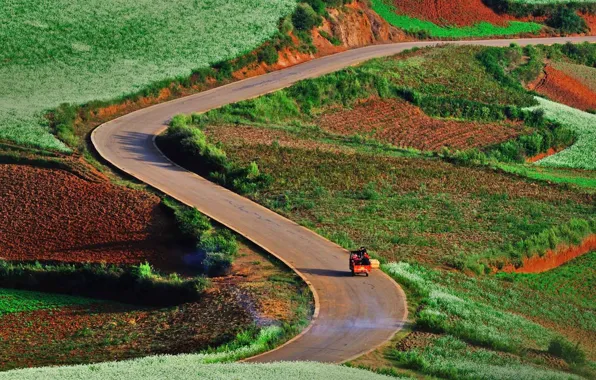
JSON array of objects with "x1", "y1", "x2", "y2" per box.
[{"x1": 296, "y1": 268, "x2": 352, "y2": 277}]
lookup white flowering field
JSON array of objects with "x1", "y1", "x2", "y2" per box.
[
  {"x1": 530, "y1": 98, "x2": 596, "y2": 170},
  {"x1": 0, "y1": 0, "x2": 296, "y2": 151},
  {"x1": 0, "y1": 360, "x2": 394, "y2": 380}
]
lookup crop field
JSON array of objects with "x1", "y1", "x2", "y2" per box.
[
  {"x1": 498, "y1": 163, "x2": 596, "y2": 191},
  {"x1": 531, "y1": 65, "x2": 596, "y2": 111},
  {"x1": 316, "y1": 98, "x2": 527, "y2": 151},
  {"x1": 391, "y1": 0, "x2": 513, "y2": 27},
  {"x1": 0, "y1": 360, "x2": 396, "y2": 380},
  {"x1": 552, "y1": 61, "x2": 596, "y2": 93},
  {"x1": 0, "y1": 288, "x2": 95, "y2": 315},
  {"x1": 370, "y1": 0, "x2": 542, "y2": 38},
  {"x1": 0, "y1": 0, "x2": 295, "y2": 151},
  {"x1": 531, "y1": 97, "x2": 596, "y2": 170},
  {"x1": 362, "y1": 46, "x2": 536, "y2": 106},
  {"x1": 0, "y1": 244, "x2": 310, "y2": 371},
  {"x1": 385, "y1": 261, "x2": 595, "y2": 374},
  {"x1": 0, "y1": 164, "x2": 181, "y2": 267}
]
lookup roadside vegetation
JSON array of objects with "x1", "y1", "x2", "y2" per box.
[{"x1": 160, "y1": 43, "x2": 596, "y2": 378}]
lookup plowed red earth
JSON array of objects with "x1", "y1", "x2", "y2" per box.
[
  {"x1": 317, "y1": 98, "x2": 525, "y2": 151},
  {"x1": 393, "y1": 0, "x2": 511, "y2": 27},
  {"x1": 533, "y1": 65, "x2": 596, "y2": 111},
  {"x1": 0, "y1": 164, "x2": 176, "y2": 266}
]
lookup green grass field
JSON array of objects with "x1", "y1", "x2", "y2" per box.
[
  {"x1": 370, "y1": 0, "x2": 542, "y2": 38},
  {"x1": 0, "y1": 288, "x2": 95, "y2": 315},
  {"x1": 0, "y1": 0, "x2": 295, "y2": 151}
]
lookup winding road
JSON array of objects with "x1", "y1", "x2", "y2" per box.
[{"x1": 92, "y1": 36, "x2": 596, "y2": 363}]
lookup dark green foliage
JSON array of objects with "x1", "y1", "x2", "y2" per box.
[
  {"x1": 162, "y1": 198, "x2": 240, "y2": 277},
  {"x1": 0, "y1": 260, "x2": 209, "y2": 307},
  {"x1": 546, "y1": 7, "x2": 588, "y2": 35},
  {"x1": 319, "y1": 30, "x2": 342, "y2": 46},
  {"x1": 257, "y1": 44, "x2": 279, "y2": 65},
  {"x1": 548, "y1": 337, "x2": 586, "y2": 364},
  {"x1": 484, "y1": 0, "x2": 596, "y2": 18},
  {"x1": 303, "y1": 0, "x2": 327, "y2": 15},
  {"x1": 292, "y1": 3, "x2": 323, "y2": 31},
  {"x1": 559, "y1": 42, "x2": 596, "y2": 67}
]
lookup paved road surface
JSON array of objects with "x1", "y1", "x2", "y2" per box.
[{"x1": 92, "y1": 36, "x2": 596, "y2": 363}]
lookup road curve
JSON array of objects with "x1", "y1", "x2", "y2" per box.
[{"x1": 92, "y1": 36, "x2": 596, "y2": 363}]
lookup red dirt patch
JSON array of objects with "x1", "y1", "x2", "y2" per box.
[
  {"x1": 393, "y1": 0, "x2": 513, "y2": 27},
  {"x1": 0, "y1": 164, "x2": 178, "y2": 267},
  {"x1": 502, "y1": 234, "x2": 596, "y2": 274},
  {"x1": 527, "y1": 147, "x2": 561, "y2": 163},
  {"x1": 317, "y1": 98, "x2": 526, "y2": 151},
  {"x1": 582, "y1": 12, "x2": 596, "y2": 35},
  {"x1": 531, "y1": 65, "x2": 596, "y2": 111}
]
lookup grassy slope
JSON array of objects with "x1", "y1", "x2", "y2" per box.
[
  {"x1": 0, "y1": 0, "x2": 295, "y2": 151},
  {"x1": 0, "y1": 288, "x2": 95, "y2": 315},
  {"x1": 370, "y1": 0, "x2": 542, "y2": 38}
]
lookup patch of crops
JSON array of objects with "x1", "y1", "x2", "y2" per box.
[
  {"x1": 362, "y1": 46, "x2": 536, "y2": 106},
  {"x1": 391, "y1": 334, "x2": 583, "y2": 380},
  {"x1": 499, "y1": 251, "x2": 595, "y2": 310},
  {"x1": 391, "y1": 0, "x2": 513, "y2": 27},
  {"x1": 0, "y1": 362, "x2": 394, "y2": 380},
  {"x1": 498, "y1": 163, "x2": 596, "y2": 191},
  {"x1": 0, "y1": 288, "x2": 94, "y2": 315},
  {"x1": 0, "y1": 0, "x2": 295, "y2": 151},
  {"x1": 530, "y1": 97, "x2": 596, "y2": 170},
  {"x1": 370, "y1": 0, "x2": 542, "y2": 38}
]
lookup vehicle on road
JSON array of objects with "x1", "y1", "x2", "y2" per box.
[{"x1": 350, "y1": 247, "x2": 372, "y2": 276}]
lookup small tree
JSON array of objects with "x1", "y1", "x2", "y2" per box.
[
  {"x1": 292, "y1": 3, "x2": 322, "y2": 31},
  {"x1": 547, "y1": 7, "x2": 587, "y2": 35}
]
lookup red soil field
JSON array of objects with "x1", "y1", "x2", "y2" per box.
[
  {"x1": 0, "y1": 164, "x2": 178, "y2": 266},
  {"x1": 502, "y1": 234, "x2": 596, "y2": 274},
  {"x1": 317, "y1": 98, "x2": 526, "y2": 151},
  {"x1": 531, "y1": 65, "x2": 596, "y2": 111},
  {"x1": 392, "y1": 0, "x2": 511, "y2": 27}
]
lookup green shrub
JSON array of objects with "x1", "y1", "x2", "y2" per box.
[
  {"x1": 546, "y1": 7, "x2": 588, "y2": 35},
  {"x1": 258, "y1": 44, "x2": 279, "y2": 65},
  {"x1": 292, "y1": 3, "x2": 323, "y2": 31},
  {"x1": 0, "y1": 261, "x2": 208, "y2": 307},
  {"x1": 548, "y1": 337, "x2": 586, "y2": 364}
]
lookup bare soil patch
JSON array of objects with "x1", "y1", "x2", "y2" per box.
[
  {"x1": 392, "y1": 0, "x2": 513, "y2": 27},
  {"x1": 316, "y1": 98, "x2": 526, "y2": 151},
  {"x1": 204, "y1": 124, "x2": 353, "y2": 154},
  {"x1": 530, "y1": 65, "x2": 596, "y2": 111},
  {"x1": 0, "y1": 164, "x2": 179, "y2": 267}
]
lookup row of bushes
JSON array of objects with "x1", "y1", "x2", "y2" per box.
[
  {"x1": 483, "y1": 0, "x2": 596, "y2": 18},
  {"x1": 157, "y1": 115, "x2": 272, "y2": 195},
  {"x1": 483, "y1": 218, "x2": 595, "y2": 270},
  {"x1": 542, "y1": 42, "x2": 596, "y2": 67},
  {"x1": 162, "y1": 198, "x2": 239, "y2": 277},
  {"x1": 0, "y1": 260, "x2": 209, "y2": 307}
]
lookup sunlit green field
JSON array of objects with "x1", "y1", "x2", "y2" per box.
[{"x1": 0, "y1": 0, "x2": 295, "y2": 151}]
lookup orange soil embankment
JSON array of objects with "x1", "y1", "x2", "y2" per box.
[
  {"x1": 527, "y1": 147, "x2": 560, "y2": 163},
  {"x1": 502, "y1": 234, "x2": 596, "y2": 274},
  {"x1": 531, "y1": 65, "x2": 596, "y2": 111}
]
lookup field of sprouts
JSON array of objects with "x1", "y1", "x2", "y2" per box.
[
  {"x1": 0, "y1": 0, "x2": 295, "y2": 151},
  {"x1": 531, "y1": 97, "x2": 596, "y2": 170},
  {"x1": 370, "y1": 0, "x2": 542, "y2": 38}
]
